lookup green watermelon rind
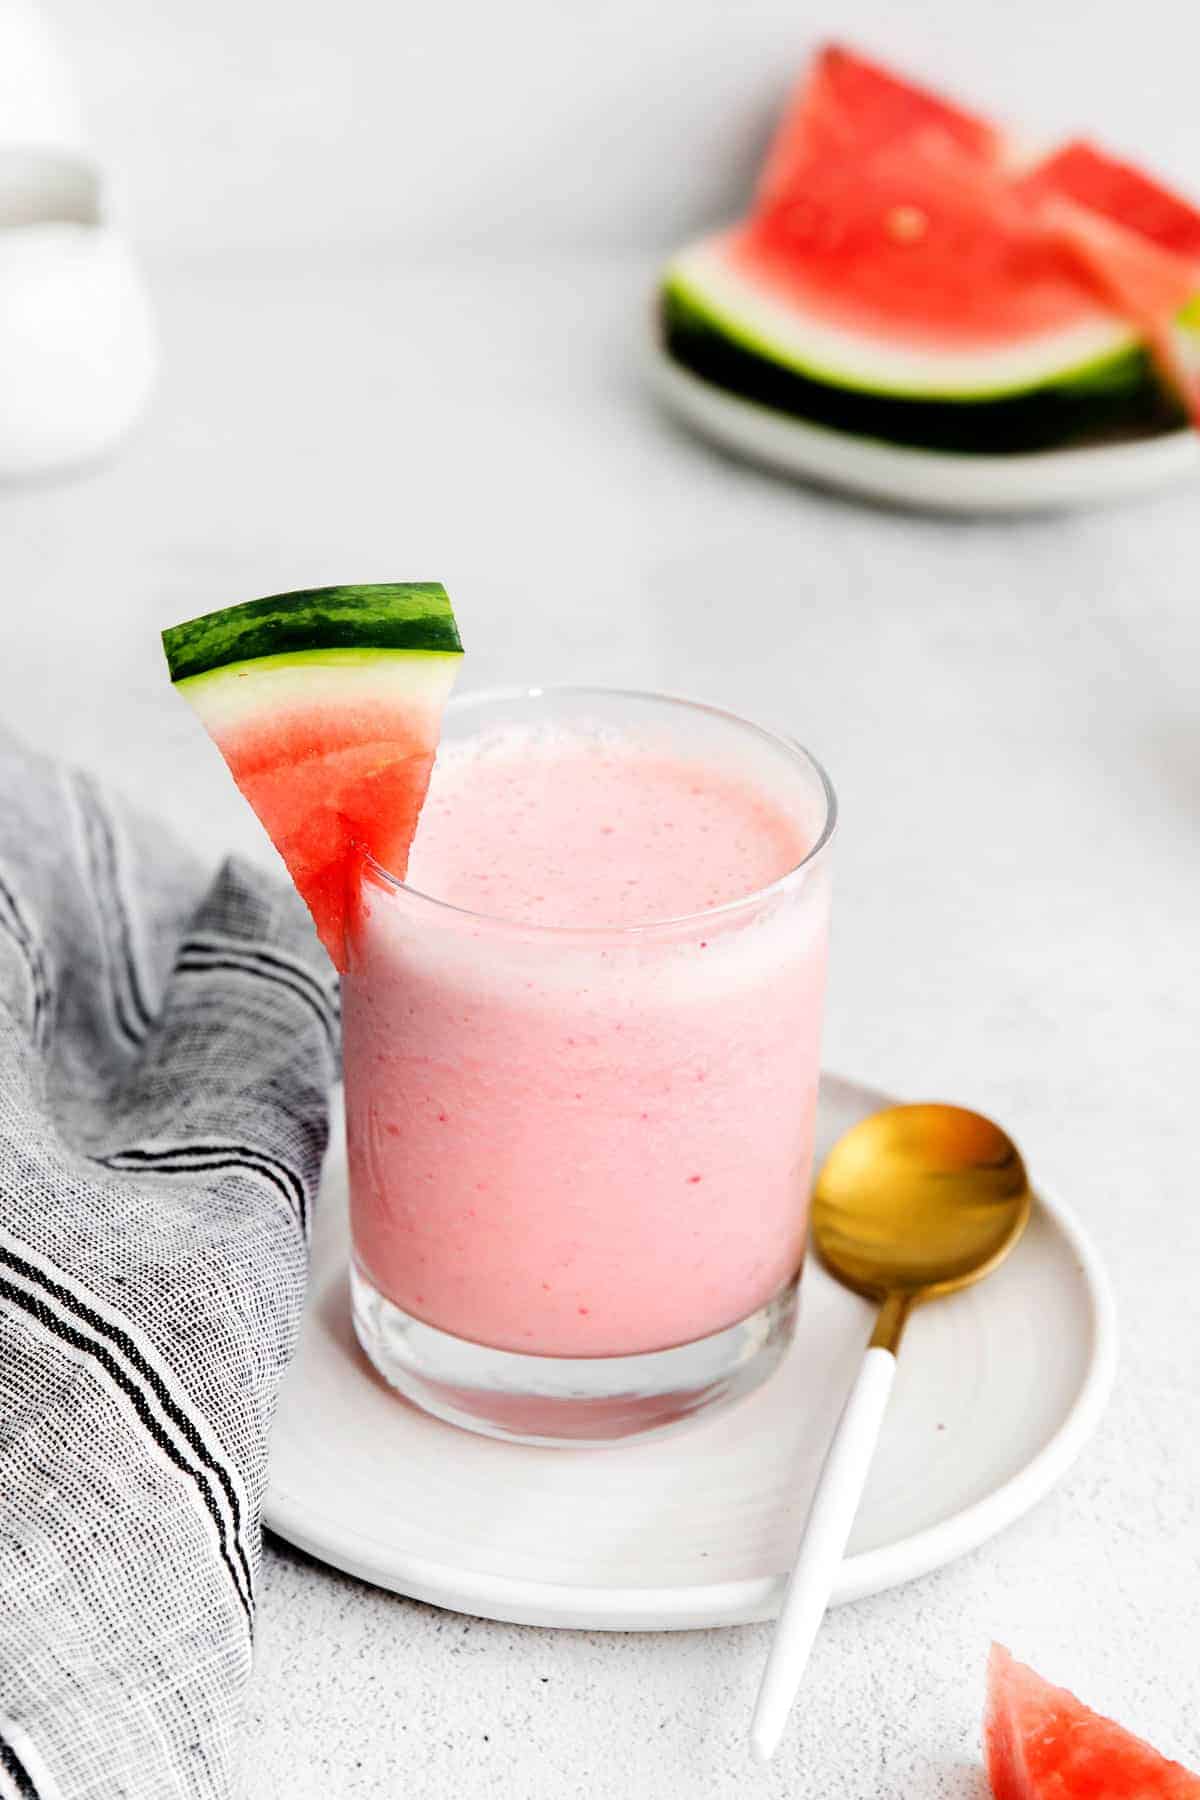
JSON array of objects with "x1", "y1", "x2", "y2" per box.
[
  {"x1": 162, "y1": 582, "x2": 463, "y2": 686},
  {"x1": 660, "y1": 262, "x2": 1193, "y2": 455}
]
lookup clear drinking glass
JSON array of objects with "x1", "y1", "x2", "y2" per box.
[{"x1": 343, "y1": 687, "x2": 835, "y2": 1445}]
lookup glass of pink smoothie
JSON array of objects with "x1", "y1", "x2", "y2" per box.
[{"x1": 344, "y1": 687, "x2": 835, "y2": 1445}]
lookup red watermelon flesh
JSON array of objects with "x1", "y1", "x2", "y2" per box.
[
  {"x1": 1021, "y1": 141, "x2": 1200, "y2": 260},
  {"x1": 1020, "y1": 145, "x2": 1200, "y2": 420},
  {"x1": 209, "y1": 694, "x2": 447, "y2": 970},
  {"x1": 986, "y1": 1645, "x2": 1200, "y2": 1800},
  {"x1": 755, "y1": 42, "x2": 1002, "y2": 214},
  {"x1": 738, "y1": 133, "x2": 1118, "y2": 348}
]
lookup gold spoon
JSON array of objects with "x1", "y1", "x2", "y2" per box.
[{"x1": 751, "y1": 1103, "x2": 1033, "y2": 1763}]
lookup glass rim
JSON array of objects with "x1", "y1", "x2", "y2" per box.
[{"x1": 363, "y1": 683, "x2": 837, "y2": 938}]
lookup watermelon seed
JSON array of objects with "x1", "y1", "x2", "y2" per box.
[{"x1": 887, "y1": 204, "x2": 928, "y2": 242}]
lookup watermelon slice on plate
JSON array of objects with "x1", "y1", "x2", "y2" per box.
[
  {"x1": 654, "y1": 44, "x2": 1200, "y2": 506},
  {"x1": 1020, "y1": 141, "x2": 1200, "y2": 260},
  {"x1": 986, "y1": 1645, "x2": 1200, "y2": 1800},
  {"x1": 163, "y1": 583, "x2": 462, "y2": 971},
  {"x1": 754, "y1": 41, "x2": 1004, "y2": 214}
]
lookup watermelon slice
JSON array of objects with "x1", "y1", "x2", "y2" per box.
[
  {"x1": 658, "y1": 45, "x2": 1200, "y2": 454},
  {"x1": 986, "y1": 1645, "x2": 1200, "y2": 1800},
  {"x1": 1021, "y1": 141, "x2": 1200, "y2": 260},
  {"x1": 163, "y1": 583, "x2": 462, "y2": 970},
  {"x1": 755, "y1": 43, "x2": 1004, "y2": 214},
  {"x1": 1018, "y1": 144, "x2": 1200, "y2": 424}
]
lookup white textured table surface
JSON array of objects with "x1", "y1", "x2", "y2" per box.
[{"x1": 3, "y1": 252, "x2": 1198, "y2": 1798}]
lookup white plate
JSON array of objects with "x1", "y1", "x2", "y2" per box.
[
  {"x1": 265, "y1": 1075, "x2": 1116, "y2": 1630},
  {"x1": 651, "y1": 346, "x2": 1199, "y2": 514}
]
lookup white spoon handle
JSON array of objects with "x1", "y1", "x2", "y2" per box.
[{"x1": 750, "y1": 1345, "x2": 898, "y2": 1764}]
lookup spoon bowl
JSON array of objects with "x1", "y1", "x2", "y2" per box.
[{"x1": 813, "y1": 1102, "x2": 1033, "y2": 1307}]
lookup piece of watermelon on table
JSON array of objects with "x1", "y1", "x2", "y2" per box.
[
  {"x1": 986, "y1": 1645, "x2": 1200, "y2": 1800},
  {"x1": 163, "y1": 583, "x2": 462, "y2": 971}
]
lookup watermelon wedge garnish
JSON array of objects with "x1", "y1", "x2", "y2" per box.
[
  {"x1": 163, "y1": 583, "x2": 462, "y2": 971},
  {"x1": 658, "y1": 44, "x2": 1200, "y2": 453},
  {"x1": 986, "y1": 1645, "x2": 1200, "y2": 1800}
]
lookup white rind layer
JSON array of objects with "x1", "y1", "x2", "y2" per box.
[{"x1": 177, "y1": 648, "x2": 461, "y2": 736}]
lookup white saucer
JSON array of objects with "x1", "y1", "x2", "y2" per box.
[
  {"x1": 265, "y1": 1075, "x2": 1116, "y2": 1630},
  {"x1": 651, "y1": 346, "x2": 1199, "y2": 514}
]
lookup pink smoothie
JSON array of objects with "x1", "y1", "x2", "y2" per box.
[{"x1": 343, "y1": 724, "x2": 831, "y2": 1357}]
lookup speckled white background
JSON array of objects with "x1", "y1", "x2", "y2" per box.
[{"x1": 6, "y1": 0, "x2": 1200, "y2": 1791}]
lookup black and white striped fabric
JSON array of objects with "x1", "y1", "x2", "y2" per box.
[{"x1": 0, "y1": 733, "x2": 338, "y2": 1800}]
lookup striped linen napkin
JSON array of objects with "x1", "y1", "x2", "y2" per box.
[{"x1": 0, "y1": 732, "x2": 338, "y2": 1800}]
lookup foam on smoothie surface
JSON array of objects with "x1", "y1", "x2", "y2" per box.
[{"x1": 405, "y1": 726, "x2": 811, "y2": 927}]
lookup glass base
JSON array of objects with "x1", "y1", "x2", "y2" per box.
[{"x1": 350, "y1": 1264, "x2": 799, "y2": 1448}]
